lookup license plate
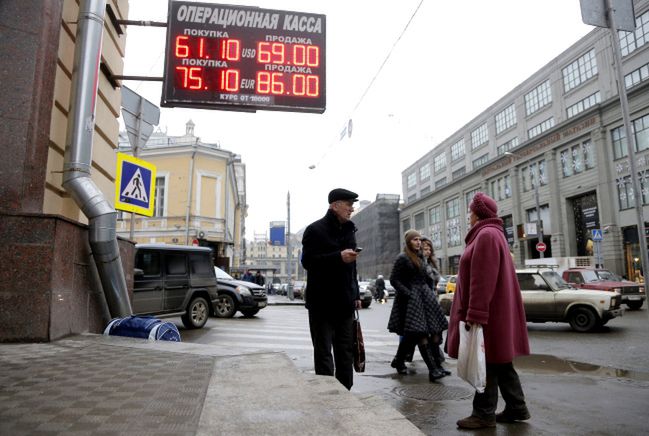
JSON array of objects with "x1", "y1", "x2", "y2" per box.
[
  {"x1": 258, "y1": 301, "x2": 267, "y2": 308},
  {"x1": 627, "y1": 295, "x2": 641, "y2": 300}
]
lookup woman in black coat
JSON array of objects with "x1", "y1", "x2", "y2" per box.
[{"x1": 388, "y1": 230, "x2": 447, "y2": 381}]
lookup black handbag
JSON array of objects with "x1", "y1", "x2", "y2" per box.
[{"x1": 352, "y1": 310, "x2": 366, "y2": 372}]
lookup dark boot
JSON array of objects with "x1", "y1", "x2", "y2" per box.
[
  {"x1": 419, "y1": 343, "x2": 445, "y2": 382},
  {"x1": 430, "y1": 343, "x2": 451, "y2": 376},
  {"x1": 391, "y1": 340, "x2": 411, "y2": 374}
]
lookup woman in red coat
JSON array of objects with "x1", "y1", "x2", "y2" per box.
[{"x1": 446, "y1": 192, "x2": 531, "y2": 429}]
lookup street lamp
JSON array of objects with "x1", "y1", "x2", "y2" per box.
[{"x1": 506, "y1": 152, "x2": 544, "y2": 259}]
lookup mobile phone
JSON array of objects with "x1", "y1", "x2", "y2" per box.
[{"x1": 354, "y1": 247, "x2": 363, "y2": 253}]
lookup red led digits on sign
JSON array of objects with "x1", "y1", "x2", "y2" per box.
[
  {"x1": 220, "y1": 69, "x2": 240, "y2": 92},
  {"x1": 220, "y1": 39, "x2": 240, "y2": 61},
  {"x1": 257, "y1": 42, "x2": 319, "y2": 67},
  {"x1": 256, "y1": 72, "x2": 319, "y2": 97},
  {"x1": 174, "y1": 36, "x2": 241, "y2": 61},
  {"x1": 176, "y1": 66, "x2": 203, "y2": 89}
]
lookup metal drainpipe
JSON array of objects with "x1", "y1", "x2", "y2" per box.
[{"x1": 62, "y1": 0, "x2": 132, "y2": 317}]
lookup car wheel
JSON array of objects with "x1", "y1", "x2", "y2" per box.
[
  {"x1": 214, "y1": 294, "x2": 237, "y2": 318},
  {"x1": 568, "y1": 307, "x2": 597, "y2": 332},
  {"x1": 181, "y1": 296, "x2": 209, "y2": 329},
  {"x1": 626, "y1": 301, "x2": 644, "y2": 310},
  {"x1": 240, "y1": 308, "x2": 260, "y2": 318}
]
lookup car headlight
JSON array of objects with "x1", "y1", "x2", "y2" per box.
[
  {"x1": 236, "y1": 285, "x2": 251, "y2": 296},
  {"x1": 609, "y1": 296, "x2": 618, "y2": 308},
  {"x1": 611, "y1": 287, "x2": 621, "y2": 293}
]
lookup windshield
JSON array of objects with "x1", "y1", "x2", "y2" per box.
[
  {"x1": 581, "y1": 270, "x2": 600, "y2": 282},
  {"x1": 596, "y1": 270, "x2": 622, "y2": 281},
  {"x1": 214, "y1": 267, "x2": 234, "y2": 280},
  {"x1": 542, "y1": 271, "x2": 572, "y2": 289}
]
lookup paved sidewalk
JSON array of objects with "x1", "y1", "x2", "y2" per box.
[
  {"x1": 0, "y1": 334, "x2": 421, "y2": 436},
  {"x1": 266, "y1": 294, "x2": 305, "y2": 306}
]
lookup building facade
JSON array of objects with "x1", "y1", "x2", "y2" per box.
[
  {"x1": 1, "y1": 0, "x2": 133, "y2": 341},
  {"x1": 117, "y1": 120, "x2": 247, "y2": 270},
  {"x1": 353, "y1": 194, "x2": 401, "y2": 280},
  {"x1": 400, "y1": 0, "x2": 649, "y2": 279},
  {"x1": 245, "y1": 232, "x2": 306, "y2": 283}
]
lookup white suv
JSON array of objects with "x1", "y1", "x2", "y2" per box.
[{"x1": 438, "y1": 267, "x2": 624, "y2": 332}]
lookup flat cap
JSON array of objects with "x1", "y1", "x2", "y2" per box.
[{"x1": 328, "y1": 188, "x2": 358, "y2": 204}]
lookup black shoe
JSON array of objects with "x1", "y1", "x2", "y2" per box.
[
  {"x1": 496, "y1": 408, "x2": 531, "y2": 423},
  {"x1": 429, "y1": 368, "x2": 445, "y2": 382},
  {"x1": 440, "y1": 368, "x2": 451, "y2": 376},
  {"x1": 391, "y1": 358, "x2": 407, "y2": 374},
  {"x1": 457, "y1": 415, "x2": 496, "y2": 429}
]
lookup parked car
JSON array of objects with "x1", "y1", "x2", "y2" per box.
[
  {"x1": 357, "y1": 281, "x2": 373, "y2": 308},
  {"x1": 436, "y1": 275, "x2": 449, "y2": 294},
  {"x1": 292, "y1": 281, "x2": 306, "y2": 299},
  {"x1": 133, "y1": 244, "x2": 219, "y2": 329},
  {"x1": 445, "y1": 275, "x2": 457, "y2": 294},
  {"x1": 438, "y1": 267, "x2": 624, "y2": 332},
  {"x1": 562, "y1": 268, "x2": 645, "y2": 310},
  {"x1": 384, "y1": 279, "x2": 395, "y2": 297},
  {"x1": 214, "y1": 266, "x2": 267, "y2": 318}
]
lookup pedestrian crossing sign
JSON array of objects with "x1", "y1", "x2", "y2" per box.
[
  {"x1": 591, "y1": 228, "x2": 603, "y2": 241},
  {"x1": 115, "y1": 152, "x2": 156, "y2": 216}
]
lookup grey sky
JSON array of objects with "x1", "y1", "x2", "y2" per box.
[{"x1": 122, "y1": 0, "x2": 592, "y2": 238}]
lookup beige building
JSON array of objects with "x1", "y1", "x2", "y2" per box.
[
  {"x1": 1, "y1": 0, "x2": 133, "y2": 341},
  {"x1": 117, "y1": 121, "x2": 247, "y2": 270}
]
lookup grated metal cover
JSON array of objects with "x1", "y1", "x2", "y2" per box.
[{"x1": 393, "y1": 384, "x2": 473, "y2": 401}]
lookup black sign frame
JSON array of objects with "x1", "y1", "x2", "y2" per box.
[{"x1": 161, "y1": 1, "x2": 326, "y2": 113}]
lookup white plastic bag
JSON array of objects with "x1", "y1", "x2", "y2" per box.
[{"x1": 457, "y1": 321, "x2": 487, "y2": 393}]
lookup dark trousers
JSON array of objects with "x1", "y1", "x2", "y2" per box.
[
  {"x1": 308, "y1": 310, "x2": 354, "y2": 390},
  {"x1": 473, "y1": 362, "x2": 527, "y2": 419}
]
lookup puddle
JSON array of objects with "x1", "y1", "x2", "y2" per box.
[{"x1": 514, "y1": 354, "x2": 649, "y2": 382}]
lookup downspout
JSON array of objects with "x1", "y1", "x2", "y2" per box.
[
  {"x1": 185, "y1": 145, "x2": 197, "y2": 245},
  {"x1": 62, "y1": 0, "x2": 132, "y2": 317}
]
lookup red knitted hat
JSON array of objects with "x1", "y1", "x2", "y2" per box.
[{"x1": 470, "y1": 192, "x2": 498, "y2": 219}]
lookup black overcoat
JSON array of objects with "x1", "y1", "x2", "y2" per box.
[
  {"x1": 387, "y1": 253, "x2": 448, "y2": 336},
  {"x1": 301, "y1": 210, "x2": 359, "y2": 318}
]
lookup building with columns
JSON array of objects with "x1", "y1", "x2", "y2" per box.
[
  {"x1": 400, "y1": 0, "x2": 649, "y2": 278},
  {"x1": 117, "y1": 120, "x2": 247, "y2": 270}
]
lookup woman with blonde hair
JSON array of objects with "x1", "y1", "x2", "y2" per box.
[{"x1": 387, "y1": 230, "x2": 447, "y2": 381}]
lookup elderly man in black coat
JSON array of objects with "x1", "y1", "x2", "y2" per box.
[{"x1": 301, "y1": 188, "x2": 361, "y2": 390}]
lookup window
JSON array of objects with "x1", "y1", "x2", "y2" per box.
[
  {"x1": 566, "y1": 92, "x2": 601, "y2": 119},
  {"x1": 166, "y1": 254, "x2": 188, "y2": 276},
  {"x1": 619, "y1": 10, "x2": 649, "y2": 56},
  {"x1": 625, "y1": 62, "x2": 649, "y2": 89},
  {"x1": 497, "y1": 137, "x2": 519, "y2": 155},
  {"x1": 528, "y1": 117, "x2": 555, "y2": 139},
  {"x1": 446, "y1": 198, "x2": 459, "y2": 218},
  {"x1": 434, "y1": 153, "x2": 447, "y2": 172},
  {"x1": 429, "y1": 206, "x2": 441, "y2": 224},
  {"x1": 451, "y1": 139, "x2": 465, "y2": 161},
  {"x1": 525, "y1": 80, "x2": 552, "y2": 116},
  {"x1": 560, "y1": 140, "x2": 595, "y2": 177},
  {"x1": 471, "y1": 123, "x2": 488, "y2": 149},
  {"x1": 407, "y1": 193, "x2": 417, "y2": 203},
  {"x1": 154, "y1": 176, "x2": 166, "y2": 217},
  {"x1": 491, "y1": 174, "x2": 512, "y2": 200},
  {"x1": 414, "y1": 212, "x2": 425, "y2": 230},
  {"x1": 618, "y1": 174, "x2": 649, "y2": 209},
  {"x1": 135, "y1": 251, "x2": 161, "y2": 276},
  {"x1": 407, "y1": 172, "x2": 417, "y2": 189},
  {"x1": 420, "y1": 185, "x2": 430, "y2": 195},
  {"x1": 472, "y1": 154, "x2": 489, "y2": 169},
  {"x1": 419, "y1": 163, "x2": 431, "y2": 181},
  {"x1": 611, "y1": 114, "x2": 649, "y2": 159},
  {"x1": 402, "y1": 218, "x2": 411, "y2": 234},
  {"x1": 465, "y1": 188, "x2": 480, "y2": 209},
  {"x1": 190, "y1": 254, "x2": 212, "y2": 275},
  {"x1": 522, "y1": 159, "x2": 547, "y2": 191},
  {"x1": 435, "y1": 177, "x2": 447, "y2": 189},
  {"x1": 495, "y1": 104, "x2": 517, "y2": 134},
  {"x1": 452, "y1": 167, "x2": 466, "y2": 180},
  {"x1": 562, "y1": 49, "x2": 598, "y2": 92}
]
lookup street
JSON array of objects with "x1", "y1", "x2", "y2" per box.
[{"x1": 178, "y1": 301, "x2": 649, "y2": 435}]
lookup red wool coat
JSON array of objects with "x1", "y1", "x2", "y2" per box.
[{"x1": 446, "y1": 218, "x2": 530, "y2": 364}]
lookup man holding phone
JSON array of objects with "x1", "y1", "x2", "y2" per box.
[{"x1": 301, "y1": 188, "x2": 362, "y2": 390}]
